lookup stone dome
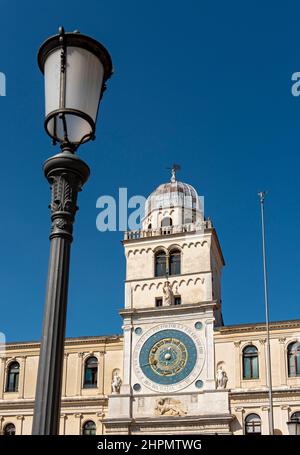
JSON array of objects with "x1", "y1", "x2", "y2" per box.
[{"x1": 144, "y1": 180, "x2": 201, "y2": 219}]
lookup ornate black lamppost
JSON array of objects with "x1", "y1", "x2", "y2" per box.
[
  {"x1": 32, "y1": 27, "x2": 112, "y2": 435},
  {"x1": 287, "y1": 417, "x2": 300, "y2": 435}
]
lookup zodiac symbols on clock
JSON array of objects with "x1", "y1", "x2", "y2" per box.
[{"x1": 148, "y1": 337, "x2": 187, "y2": 376}]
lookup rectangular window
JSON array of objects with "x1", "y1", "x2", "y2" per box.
[
  {"x1": 6, "y1": 373, "x2": 19, "y2": 392},
  {"x1": 174, "y1": 296, "x2": 181, "y2": 305},
  {"x1": 243, "y1": 358, "x2": 251, "y2": 379},
  {"x1": 252, "y1": 357, "x2": 259, "y2": 378},
  {"x1": 85, "y1": 369, "x2": 92, "y2": 384},
  {"x1": 169, "y1": 253, "x2": 180, "y2": 275},
  {"x1": 243, "y1": 356, "x2": 259, "y2": 379},
  {"x1": 155, "y1": 253, "x2": 167, "y2": 277},
  {"x1": 155, "y1": 298, "x2": 163, "y2": 307},
  {"x1": 83, "y1": 357, "x2": 98, "y2": 388}
]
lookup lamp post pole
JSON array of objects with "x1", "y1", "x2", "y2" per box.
[
  {"x1": 32, "y1": 146, "x2": 89, "y2": 435},
  {"x1": 32, "y1": 27, "x2": 112, "y2": 435},
  {"x1": 258, "y1": 191, "x2": 274, "y2": 435}
]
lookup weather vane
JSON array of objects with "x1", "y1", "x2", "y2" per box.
[{"x1": 167, "y1": 163, "x2": 181, "y2": 182}]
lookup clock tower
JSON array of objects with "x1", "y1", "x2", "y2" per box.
[{"x1": 104, "y1": 169, "x2": 233, "y2": 434}]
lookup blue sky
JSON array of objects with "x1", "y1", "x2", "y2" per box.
[{"x1": 0, "y1": 1, "x2": 299, "y2": 342}]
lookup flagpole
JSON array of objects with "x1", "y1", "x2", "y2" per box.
[{"x1": 258, "y1": 191, "x2": 274, "y2": 435}]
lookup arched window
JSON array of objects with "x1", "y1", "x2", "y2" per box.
[
  {"x1": 287, "y1": 342, "x2": 300, "y2": 377},
  {"x1": 245, "y1": 414, "x2": 261, "y2": 435},
  {"x1": 3, "y1": 423, "x2": 16, "y2": 435},
  {"x1": 6, "y1": 362, "x2": 20, "y2": 392},
  {"x1": 242, "y1": 346, "x2": 259, "y2": 379},
  {"x1": 169, "y1": 249, "x2": 181, "y2": 275},
  {"x1": 155, "y1": 251, "x2": 166, "y2": 277},
  {"x1": 83, "y1": 357, "x2": 98, "y2": 388},
  {"x1": 82, "y1": 420, "x2": 96, "y2": 435},
  {"x1": 291, "y1": 412, "x2": 300, "y2": 422},
  {"x1": 161, "y1": 217, "x2": 172, "y2": 227}
]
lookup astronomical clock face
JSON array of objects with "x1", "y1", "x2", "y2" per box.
[{"x1": 133, "y1": 323, "x2": 205, "y2": 393}]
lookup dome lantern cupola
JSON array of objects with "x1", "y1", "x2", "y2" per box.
[{"x1": 142, "y1": 165, "x2": 203, "y2": 231}]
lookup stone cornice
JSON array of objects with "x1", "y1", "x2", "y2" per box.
[
  {"x1": 3, "y1": 319, "x2": 299, "y2": 352},
  {"x1": 230, "y1": 388, "x2": 300, "y2": 401},
  {"x1": 3, "y1": 335, "x2": 123, "y2": 351},
  {"x1": 104, "y1": 413, "x2": 234, "y2": 429},
  {"x1": 119, "y1": 301, "x2": 218, "y2": 319},
  {"x1": 215, "y1": 319, "x2": 300, "y2": 335},
  {"x1": 0, "y1": 396, "x2": 109, "y2": 411},
  {"x1": 125, "y1": 270, "x2": 211, "y2": 284},
  {"x1": 132, "y1": 413, "x2": 234, "y2": 424}
]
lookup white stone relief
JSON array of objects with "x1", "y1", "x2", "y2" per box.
[{"x1": 155, "y1": 398, "x2": 186, "y2": 416}]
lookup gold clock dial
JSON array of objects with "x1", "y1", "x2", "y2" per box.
[{"x1": 148, "y1": 337, "x2": 188, "y2": 376}]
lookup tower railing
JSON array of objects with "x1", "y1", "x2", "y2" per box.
[{"x1": 124, "y1": 220, "x2": 212, "y2": 240}]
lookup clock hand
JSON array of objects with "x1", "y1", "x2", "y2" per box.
[{"x1": 141, "y1": 360, "x2": 157, "y2": 368}]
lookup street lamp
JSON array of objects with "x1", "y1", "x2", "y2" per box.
[
  {"x1": 287, "y1": 417, "x2": 300, "y2": 435},
  {"x1": 32, "y1": 26, "x2": 112, "y2": 435}
]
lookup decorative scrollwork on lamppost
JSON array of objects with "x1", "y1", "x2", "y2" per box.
[{"x1": 32, "y1": 27, "x2": 112, "y2": 435}]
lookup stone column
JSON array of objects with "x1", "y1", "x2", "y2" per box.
[
  {"x1": 97, "y1": 352, "x2": 105, "y2": 395},
  {"x1": 234, "y1": 407, "x2": 245, "y2": 435},
  {"x1": 76, "y1": 353, "x2": 84, "y2": 396},
  {"x1": 96, "y1": 412, "x2": 105, "y2": 435},
  {"x1": 122, "y1": 321, "x2": 133, "y2": 387},
  {"x1": 60, "y1": 414, "x2": 68, "y2": 435},
  {"x1": 259, "y1": 339, "x2": 267, "y2": 386},
  {"x1": 261, "y1": 406, "x2": 270, "y2": 435},
  {"x1": 280, "y1": 405, "x2": 290, "y2": 435},
  {"x1": 278, "y1": 338, "x2": 287, "y2": 386},
  {"x1": 0, "y1": 357, "x2": 6, "y2": 399},
  {"x1": 16, "y1": 415, "x2": 25, "y2": 435},
  {"x1": 75, "y1": 413, "x2": 83, "y2": 435},
  {"x1": 0, "y1": 416, "x2": 4, "y2": 435},
  {"x1": 62, "y1": 353, "x2": 69, "y2": 397},
  {"x1": 205, "y1": 318, "x2": 215, "y2": 389},
  {"x1": 234, "y1": 342, "x2": 241, "y2": 388},
  {"x1": 18, "y1": 356, "x2": 27, "y2": 399}
]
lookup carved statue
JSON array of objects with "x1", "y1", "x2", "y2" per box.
[
  {"x1": 155, "y1": 398, "x2": 186, "y2": 416},
  {"x1": 216, "y1": 365, "x2": 228, "y2": 389},
  {"x1": 163, "y1": 281, "x2": 174, "y2": 306},
  {"x1": 111, "y1": 371, "x2": 122, "y2": 394}
]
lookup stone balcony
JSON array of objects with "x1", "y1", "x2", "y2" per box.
[{"x1": 124, "y1": 220, "x2": 212, "y2": 240}]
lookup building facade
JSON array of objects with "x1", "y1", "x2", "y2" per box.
[{"x1": 0, "y1": 174, "x2": 300, "y2": 435}]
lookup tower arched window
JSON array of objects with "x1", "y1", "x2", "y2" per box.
[
  {"x1": 3, "y1": 423, "x2": 16, "y2": 436},
  {"x1": 287, "y1": 342, "x2": 300, "y2": 377},
  {"x1": 155, "y1": 251, "x2": 167, "y2": 277},
  {"x1": 82, "y1": 420, "x2": 96, "y2": 435},
  {"x1": 169, "y1": 249, "x2": 181, "y2": 276},
  {"x1": 83, "y1": 356, "x2": 98, "y2": 388},
  {"x1": 245, "y1": 414, "x2": 261, "y2": 435},
  {"x1": 242, "y1": 346, "x2": 259, "y2": 379},
  {"x1": 6, "y1": 362, "x2": 20, "y2": 392}
]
